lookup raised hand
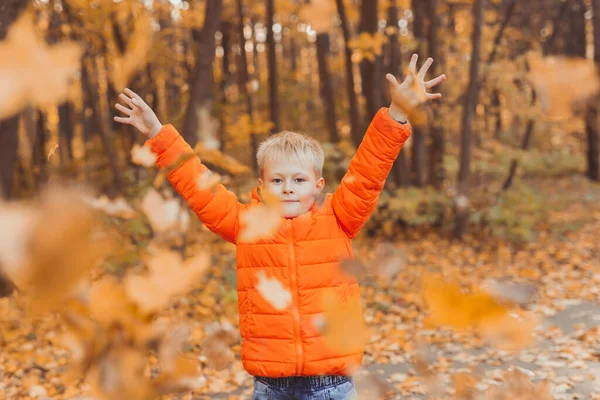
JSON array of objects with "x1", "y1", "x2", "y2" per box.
[
  {"x1": 114, "y1": 88, "x2": 163, "y2": 139},
  {"x1": 385, "y1": 53, "x2": 447, "y2": 122}
]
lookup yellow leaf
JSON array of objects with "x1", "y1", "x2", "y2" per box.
[
  {"x1": 527, "y1": 52, "x2": 600, "y2": 120},
  {"x1": 256, "y1": 271, "x2": 292, "y2": 310},
  {"x1": 125, "y1": 250, "x2": 210, "y2": 314},
  {"x1": 47, "y1": 144, "x2": 59, "y2": 161},
  {"x1": 0, "y1": 13, "x2": 83, "y2": 119},
  {"x1": 131, "y1": 144, "x2": 157, "y2": 167}
]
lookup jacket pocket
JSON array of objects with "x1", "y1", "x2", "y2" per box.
[{"x1": 241, "y1": 290, "x2": 254, "y2": 338}]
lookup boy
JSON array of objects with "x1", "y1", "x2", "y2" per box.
[{"x1": 115, "y1": 54, "x2": 445, "y2": 400}]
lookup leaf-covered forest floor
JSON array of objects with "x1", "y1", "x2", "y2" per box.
[{"x1": 1, "y1": 175, "x2": 599, "y2": 400}]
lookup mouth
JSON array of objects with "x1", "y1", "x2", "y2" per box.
[{"x1": 283, "y1": 200, "x2": 299, "y2": 203}]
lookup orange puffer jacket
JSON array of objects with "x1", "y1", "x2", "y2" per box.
[{"x1": 146, "y1": 108, "x2": 412, "y2": 378}]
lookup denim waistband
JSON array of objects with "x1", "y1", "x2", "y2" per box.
[{"x1": 255, "y1": 375, "x2": 351, "y2": 390}]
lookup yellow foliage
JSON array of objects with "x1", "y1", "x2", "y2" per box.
[
  {"x1": 0, "y1": 13, "x2": 83, "y2": 119},
  {"x1": 348, "y1": 32, "x2": 388, "y2": 62}
]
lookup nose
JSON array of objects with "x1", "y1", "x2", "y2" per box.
[{"x1": 282, "y1": 182, "x2": 294, "y2": 195}]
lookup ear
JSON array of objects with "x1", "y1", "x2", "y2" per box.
[
  {"x1": 316, "y1": 177, "x2": 325, "y2": 191},
  {"x1": 258, "y1": 178, "x2": 263, "y2": 187}
]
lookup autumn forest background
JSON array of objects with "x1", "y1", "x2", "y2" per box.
[{"x1": 0, "y1": 0, "x2": 599, "y2": 399}]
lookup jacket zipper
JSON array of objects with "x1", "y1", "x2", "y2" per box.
[{"x1": 286, "y1": 219, "x2": 303, "y2": 375}]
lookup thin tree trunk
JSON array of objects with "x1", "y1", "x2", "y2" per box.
[
  {"x1": 266, "y1": 0, "x2": 281, "y2": 133},
  {"x1": 335, "y1": 0, "x2": 362, "y2": 148},
  {"x1": 58, "y1": 101, "x2": 74, "y2": 166},
  {"x1": 411, "y1": 0, "x2": 428, "y2": 187},
  {"x1": 0, "y1": 117, "x2": 20, "y2": 199},
  {"x1": 426, "y1": 0, "x2": 446, "y2": 189},
  {"x1": 316, "y1": 33, "x2": 340, "y2": 143},
  {"x1": 360, "y1": 0, "x2": 383, "y2": 130},
  {"x1": 455, "y1": 0, "x2": 485, "y2": 239},
  {"x1": 385, "y1": 4, "x2": 410, "y2": 188},
  {"x1": 236, "y1": 0, "x2": 259, "y2": 169},
  {"x1": 221, "y1": 20, "x2": 232, "y2": 90},
  {"x1": 290, "y1": 36, "x2": 298, "y2": 74},
  {"x1": 502, "y1": 119, "x2": 535, "y2": 190},
  {"x1": 182, "y1": 0, "x2": 223, "y2": 147},
  {"x1": 587, "y1": 0, "x2": 600, "y2": 181},
  {"x1": 82, "y1": 60, "x2": 125, "y2": 191}
]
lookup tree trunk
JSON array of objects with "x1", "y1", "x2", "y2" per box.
[
  {"x1": 335, "y1": 0, "x2": 362, "y2": 148},
  {"x1": 455, "y1": 0, "x2": 485, "y2": 239},
  {"x1": 316, "y1": 33, "x2": 340, "y2": 143},
  {"x1": 587, "y1": 0, "x2": 600, "y2": 181},
  {"x1": 221, "y1": 20, "x2": 232, "y2": 90},
  {"x1": 411, "y1": 0, "x2": 429, "y2": 187},
  {"x1": 502, "y1": 119, "x2": 535, "y2": 190},
  {"x1": 266, "y1": 0, "x2": 281, "y2": 133},
  {"x1": 385, "y1": 4, "x2": 410, "y2": 188},
  {"x1": 182, "y1": 0, "x2": 223, "y2": 148},
  {"x1": 360, "y1": 0, "x2": 383, "y2": 144},
  {"x1": 426, "y1": 0, "x2": 446, "y2": 189},
  {"x1": 236, "y1": 0, "x2": 259, "y2": 169},
  {"x1": 0, "y1": 0, "x2": 29, "y2": 200},
  {"x1": 290, "y1": 36, "x2": 298, "y2": 74},
  {"x1": 0, "y1": 117, "x2": 19, "y2": 199},
  {"x1": 82, "y1": 60, "x2": 125, "y2": 191},
  {"x1": 58, "y1": 101, "x2": 74, "y2": 166},
  {"x1": 566, "y1": 0, "x2": 586, "y2": 57}
]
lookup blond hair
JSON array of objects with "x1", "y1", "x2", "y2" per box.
[{"x1": 256, "y1": 131, "x2": 325, "y2": 177}]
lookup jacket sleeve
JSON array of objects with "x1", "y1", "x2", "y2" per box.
[
  {"x1": 146, "y1": 124, "x2": 242, "y2": 244},
  {"x1": 331, "y1": 108, "x2": 412, "y2": 238}
]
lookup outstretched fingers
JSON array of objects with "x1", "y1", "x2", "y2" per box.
[
  {"x1": 426, "y1": 92, "x2": 442, "y2": 100},
  {"x1": 418, "y1": 57, "x2": 434, "y2": 78},
  {"x1": 407, "y1": 53, "x2": 418, "y2": 76},
  {"x1": 386, "y1": 73, "x2": 399, "y2": 87},
  {"x1": 124, "y1": 88, "x2": 146, "y2": 109},
  {"x1": 115, "y1": 103, "x2": 132, "y2": 116},
  {"x1": 425, "y1": 74, "x2": 447, "y2": 89}
]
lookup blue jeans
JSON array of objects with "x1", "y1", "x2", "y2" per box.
[{"x1": 252, "y1": 375, "x2": 357, "y2": 400}]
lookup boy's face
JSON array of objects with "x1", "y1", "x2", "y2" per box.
[{"x1": 259, "y1": 160, "x2": 325, "y2": 218}]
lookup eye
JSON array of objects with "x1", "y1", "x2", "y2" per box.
[
  {"x1": 295, "y1": 178, "x2": 306, "y2": 183},
  {"x1": 272, "y1": 178, "x2": 282, "y2": 184}
]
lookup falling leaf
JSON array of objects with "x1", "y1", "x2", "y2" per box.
[
  {"x1": 317, "y1": 287, "x2": 370, "y2": 354},
  {"x1": 0, "y1": 13, "x2": 83, "y2": 119},
  {"x1": 527, "y1": 52, "x2": 600, "y2": 120},
  {"x1": 201, "y1": 320, "x2": 238, "y2": 370},
  {"x1": 481, "y1": 279, "x2": 537, "y2": 306},
  {"x1": 87, "y1": 276, "x2": 138, "y2": 327},
  {"x1": 141, "y1": 188, "x2": 184, "y2": 235},
  {"x1": 125, "y1": 250, "x2": 210, "y2": 314},
  {"x1": 47, "y1": 144, "x2": 59, "y2": 161},
  {"x1": 197, "y1": 170, "x2": 222, "y2": 191},
  {"x1": 83, "y1": 195, "x2": 137, "y2": 219},
  {"x1": 298, "y1": 0, "x2": 337, "y2": 33},
  {"x1": 239, "y1": 205, "x2": 282, "y2": 242},
  {"x1": 109, "y1": 15, "x2": 154, "y2": 92},
  {"x1": 484, "y1": 367, "x2": 552, "y2": 400},
  {"x1": 421, "y1": 273, "x2": 536, "y2": 350},
  {"x1": 255, "y1": 271, "x2": 292, "y2": 310},
  {"x1": 131, "y1": 144, "x2": 157, "y2": 167},
  {"x1": 0, "y1": 185, "x2": 112, "y2": 313}
]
